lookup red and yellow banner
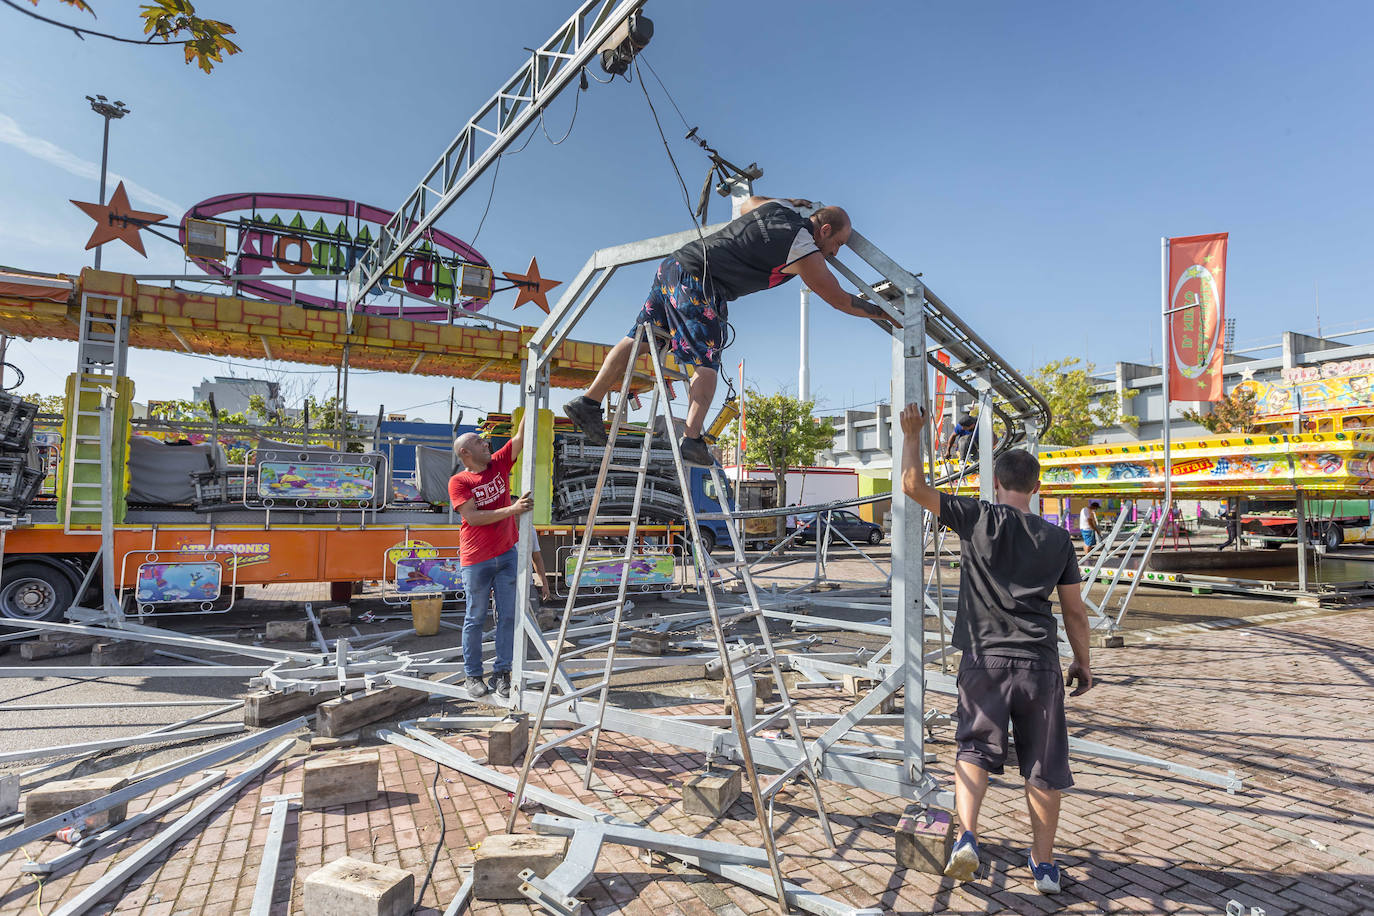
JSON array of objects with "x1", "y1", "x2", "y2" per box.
[
  {"x1": 1167, "y1": 232, "x2": 1228, "y2": 402},
  {"x1": 933, "y1": 350, "x2": 951, "y2": 443}
]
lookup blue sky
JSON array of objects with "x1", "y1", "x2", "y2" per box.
[{"x1": 2, "y1": 0, "x2": 1371, "y2": 422}]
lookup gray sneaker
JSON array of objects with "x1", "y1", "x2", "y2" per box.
[
  {"x1": 944, "y1": 830, "x2": 981, "y2": 882},
  {"x1": 492, "y1": 673, "x2": 511, "y2": 701},
  {"x1": 564, "y1": 398, "x2": 607, "y2": 445},
  {"x1": 464, "y1": 676, "x2": 489, "y2": 699},
  {"x1": 678, "y1": 436, "x2": 713, "y2": 467}
]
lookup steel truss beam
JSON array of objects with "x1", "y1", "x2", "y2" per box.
[{"x1": 346, "y1": 0, "x2": 646, "y2": 319}]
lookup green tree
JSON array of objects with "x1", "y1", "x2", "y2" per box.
[
  {"x1": 1032, "y1": 358, "x2": 1139, "y2": 447},
  {"x1": 17, "y1": 392, "x2": 67, "y2": 416},
  {"x1": 724, "y1": 389, "x2": 837, "y2": 538},
  {"x1": 15, "y1": 1, "x2": 240, "y2": 73},
  {"x1": 1181, "y1": 386, "x2": 1259, "y2": 433},
  {"x1": 247, "y1": 394, "x2": 370, "y2": 452}
]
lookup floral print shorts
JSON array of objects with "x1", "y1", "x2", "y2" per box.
[{"x1": 626, "y1": 257, "x2": 727, "y2": 371}]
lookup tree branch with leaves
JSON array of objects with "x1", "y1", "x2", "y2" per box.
[
  {"x1": 1032, "y1": 357, "x2": 1139, "y2": 447},
  {"x1": 6, "y1": 0, "x2": 239, "y2": 72},
  {"x1": 1181, "y1": 386, "x2": 1259, "y2": 433}
]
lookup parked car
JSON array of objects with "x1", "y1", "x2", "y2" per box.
[{"x1": 793, "y1": 510, "x2": 884, "y2": 545}]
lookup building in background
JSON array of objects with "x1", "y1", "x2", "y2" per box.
[{"x1": 191, "y1": 376, "x2": 282, "y2": 418}]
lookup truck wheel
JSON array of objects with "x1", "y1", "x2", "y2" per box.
[
  {"x1": 0, "y1": 562, "x2": 76, "y2": 622},
  {"x1": 1324, "y1": 523, "x2": 1344, "y2": 551},
  {"x1": 696, "y1": 527, "x2": 717, "y2": 554}
]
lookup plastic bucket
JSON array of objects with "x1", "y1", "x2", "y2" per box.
[{"x1": 410, "y1": 595, "x2": 443, "y2": 637}]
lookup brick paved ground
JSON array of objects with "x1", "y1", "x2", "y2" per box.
[{"x1": 1, "y1": 606, "x2": 1371, "y2": 915}]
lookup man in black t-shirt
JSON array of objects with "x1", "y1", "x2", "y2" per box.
[
  {"x1": 900, "y1": 403, "x2": 1093, "y2": 895},
  {"x1": 564, "y1": 199, "x2": 896, "y2": 466}
]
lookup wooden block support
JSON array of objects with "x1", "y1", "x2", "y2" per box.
[
  {"x1": 1090, "y1": 633, "x2": 1125, "y2": 649},
  {"x1": 90, "y1": 641, "x2": 148, "y2": 666},
  {"x1": 473, "y1": 834, "x2": 568, "y2": 901},
  {"x1": 20, "y1": 635, "x2": 98, "y2": 660},
  {"x1": 244, "y1": 689, "x2": 325, "y2": 727},
  {"x1": 0, "y1": 773, "x2": 17, "y2": 817},
  {"x1": 24, "y1": 775, "x2": 128, "y2": 829},
  {"x1": 629, "y1": 633, "x2": 669, "y2": 655},
  {"x1": 488, "y1": 718, "x2": 528, "y2": 767},
  {"x1": 266, "y1": 620, "x2": 310, "y2": 642},
  {"x1": 304, "y1": 751, "x2": 380, "y2": 809},
  {"x1": 316, "y1": 686, "x2": 427, "y2": 738},
  {"x1": 894, "y1": 805, "x2": 954, "y2": 874},
  {"x1": 310, "y1": 732, "x2": 361, "y2": 752},
  {"x1": 304, "y1": 856, "x2": 413, "y2": 916},
  {"x1": 843, "y1": 675, "x2": 897, "y2": 714},
  {"x1": 320, "y1": 605, "x2": 351, "y2": 627},
  {"x1": 683, "y1": 768, "x2": 742, "y2": 818}
]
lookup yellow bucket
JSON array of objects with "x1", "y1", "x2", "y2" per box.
[{"x1": 410, "y1": 595, "x2": 443, "y2": 637}]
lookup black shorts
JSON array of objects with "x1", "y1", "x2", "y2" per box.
[{"x1": 955, "y1": 654, "x2": 1073, "y2": 790}]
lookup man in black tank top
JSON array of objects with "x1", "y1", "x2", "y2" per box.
[{"x1": 563, "y1": 198, "x2": 896, "y2": 465}]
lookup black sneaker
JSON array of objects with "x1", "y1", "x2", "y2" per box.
[
  {"x1": 564, "y1": 397, "x2": 607, "y2": 445},
  {"x1": 492, "y1": 673, "x2": 511, "y2": 700},
  {"x1": 678, "y1": 435, "x2": 713, "y2": 467},
  {"x1": 464, "y1": 676, "x2": 489, "y2": 699}
]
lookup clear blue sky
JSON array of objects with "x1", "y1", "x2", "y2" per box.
[{"x1": 2, "y1": 0, "x2": 1371, "y2": 421}]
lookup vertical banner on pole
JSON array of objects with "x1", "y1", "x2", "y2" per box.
[
  {"x1": 1166, "y1": 233, "x2": 1228, "y2": 403},
  {"x1": 737, "y1": 359, "x2": 747, "y2": 465},
  {"x1": 932, "y1": 350, "x2": 951, "y2": 446}
]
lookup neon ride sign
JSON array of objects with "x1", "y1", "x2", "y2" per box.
[{"x1": 178, "y1": 193, "x2": 492, "y2": 319}]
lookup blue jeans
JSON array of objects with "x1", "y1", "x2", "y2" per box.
[{"x1": 461, "y1": 547, "x2": 517, "y2": 678}]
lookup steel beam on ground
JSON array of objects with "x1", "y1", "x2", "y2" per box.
[
  {"x1": 0, "y1": 723, "x2": 243, "y2": 765},
  {"x1": 249, "y1": 795, "x2": 295, "y2": 916},
  {"x1": 0, "y1": 618, "x2": 320, "y2": 664},
  {"x1": 0, "y1": 666, "x2": 263, "y2": 678},
  {"x1": 23, "y1": 771, "x2": 226, "y2": 875},
  {"x1": 0, "y1": 716, "x2": 307, "y2": 857},
  {"x1": 48, "y1": 739, "x2": 294, "y2": 916}
]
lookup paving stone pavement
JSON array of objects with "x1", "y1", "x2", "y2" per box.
[{"x1": 1, "y1": 607, "x2": 1371, "y2": 915}]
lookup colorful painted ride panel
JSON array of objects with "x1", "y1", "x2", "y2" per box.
[
  {"x1": 257, "y1": 462, "x2": 375, "y2": 500},
  {"x1": 393, "y1": 556, "x2": 465, "y2": 594},
  {"x1": 948, "y1": 431, "x2": 1374, "y2": 498},
  {"x1": 560, "y1": 550, "x2": 679, "y2": 595},
  {"x1": 136, "y1": 561, "x2": 222, "y2": 604}
]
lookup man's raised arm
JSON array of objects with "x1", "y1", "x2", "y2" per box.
[
  {"x1": 899, "y1": 403, "x2": 940, "y2": 516},
  {"x1": 795, "y1": 254, "x2": 899, "y2": 328}
]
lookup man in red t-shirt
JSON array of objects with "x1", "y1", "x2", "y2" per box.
[{"x1": 449, "y1": 425, "x2": 531, "y2": 700}]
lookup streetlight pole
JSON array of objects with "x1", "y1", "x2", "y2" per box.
[{"x1": 85, "y1": 94, "x2": 130, "y2": 270}]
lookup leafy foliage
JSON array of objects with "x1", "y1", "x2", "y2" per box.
[
  {"x1": 23, "y1": 1, "x2": 239, "y2": 73},
  {"x1": 18, "y1": 391, "x2": 68, "y2": 416},
  {"x1": 724, "y1": 389, "x2": 837, "y2": 537},
  {"x1": 1031, "y1": 358, "x2": 1139, "y2": 447},
  {"x1": 1181, "y1": 386, "x2": 1259, "y2": 433}
]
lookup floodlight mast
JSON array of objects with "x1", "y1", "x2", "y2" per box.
[{"x1": 344, "y1": 0, "x2": 650, "y2": 326}]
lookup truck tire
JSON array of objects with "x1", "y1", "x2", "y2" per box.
[
  {"x1": 696, "y1": 527, "x2": 717, "y2": 554},
  {"x1": 1324, "y1": 523, "x2": 1344, "y2": 551},
  {"x1": 0, "y1": 561, "x2": 76, "y2": 622}
]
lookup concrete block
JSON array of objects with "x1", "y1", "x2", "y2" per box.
[
  {"x1": 629, "y1": 633, "x2": 669, "y2": 655},
  {"x1": 90, "y1": 640, "x2": 148, "y2": 666},
  {"x1": 683, "y1": 767, "x2": 742, "y2": 818},
  {"x1": 244, "y1": 689, "x2": 325, "y2": 727},
  {"x1": 266, "y1": 620, "x2": 310, "y2": 641},
  {"x1": 24, "y1": 775, "x2": 128, "y2": 829},
  {"x1": 304, "y1": 856, "x2": 413, "y2": 916},
  {"x1": 303, "y1": 751, "x2": 380, "y2": 809},
  {"x1": 1090, "y1": 633, "x2": 1125, "y2": 649},
  {"x1": 20, "y1": 635, "x2": 98, "y2": 660},
  {"x1": 316, "y1": 686, "x2": 427, "y2": 738},
  {"x1": 894, "y1": 805, "x2": 954, "y2": 874},
  {"x1": 488, "y1": 718, "x2": 528, "y2": 767},
  {"x1": 0, "y1": 772, "x2": 17, "y2": 817},
  {"x1": 309, "y1": 732, "x2": 360, "y2": 752},
  {"x1": 473, "y1": 834, "x2": 568, "y2": 901},
  {"x1": 320, "y1": 605, "x2": 351, "y2": 627}
]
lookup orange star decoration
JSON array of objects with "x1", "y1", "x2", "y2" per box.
[
  {"x1": 70, "y1": 181, "x2": 168, "y2": 257},
  {"x1": 502, "y1": 257, "x2": 561, "y2": 313}
]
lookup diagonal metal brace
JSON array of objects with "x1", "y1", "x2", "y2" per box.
[{"x1": 519, "y1": 813, "x2": 770, "y2": 915}]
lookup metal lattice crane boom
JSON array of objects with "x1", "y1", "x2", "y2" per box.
[{"x1": 345, "y1": 0, "x2": 648, "y2": 323}]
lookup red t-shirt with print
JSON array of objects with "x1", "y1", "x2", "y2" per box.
[{"x1": 448, "y1": 441, "x2": 516, "y2": 566}]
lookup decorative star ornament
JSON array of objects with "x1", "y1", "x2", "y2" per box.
[
  {"x1": 70, "y1": 181, "x2": 167, "y2": 257},
  {"x1": 502, "y1": 256, "x2": 561, "y2": 313}
]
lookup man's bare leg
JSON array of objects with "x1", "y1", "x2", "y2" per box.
[
  {"x1": 584, "y1": 337, "x2": 636, "y2": 402},
  {"x1": 1025, "y1": 784, "x2": 1061, "y2": 864},
  {"x1": 683, "y1": 366, "x2": 718, "y2": 439},
  {"x1": 954, "y1": 758, "x2": 990, "y2": 837}
]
